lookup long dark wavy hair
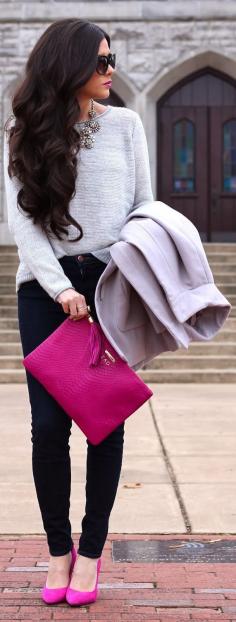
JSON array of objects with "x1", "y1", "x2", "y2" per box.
[{"x1": 4, "y1": 19, "x2": 110, "y2": 242}]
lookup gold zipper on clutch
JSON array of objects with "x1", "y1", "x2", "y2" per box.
[{"x1": 104, "y1": 349, "x2": 116, "y2": 363}]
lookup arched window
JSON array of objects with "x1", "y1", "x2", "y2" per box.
[
  {"x1": 173, "y1": 119, "x2": 195, "y2": 192},
  {"x1": 223, "y1": 119, "x2": 236, "y2": 192}
]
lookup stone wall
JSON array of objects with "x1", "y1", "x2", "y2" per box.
[{"x1": 1, "y1": 1, "x2": 236, "y2": 243}]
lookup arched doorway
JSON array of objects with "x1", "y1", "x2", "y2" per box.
[{"x1": 157, "y1": 67, "x2": 236, "y2": 241}]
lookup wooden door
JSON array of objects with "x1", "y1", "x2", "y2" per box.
[
  {"x1": 159, "y1": 106, "x2": 208, "y2": 238},
  {"x1": 210, "y1": 107, "x2": 236, "y2": 239},
  {"x1": 158, "y1": 69, "x2": 236, "y2": 241}
]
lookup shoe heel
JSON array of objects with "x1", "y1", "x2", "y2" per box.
[
  {"x1": 66, "y1": 556, "x2": 102, "y2": 606},
  {"x1": 41, "y1": 545, "x2": 77, "y2": 605}
]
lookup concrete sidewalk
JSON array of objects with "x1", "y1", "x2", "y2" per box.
[{"x1": 0, "y1": 382, "x2": 236, "y2": 534}]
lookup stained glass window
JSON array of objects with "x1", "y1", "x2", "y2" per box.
[
  {"x1": 223, "y1": 120, "x2": 236, "y2": 192},
  {"x1": 173, "y1": 119, "x2": 195, "y2": 192}
]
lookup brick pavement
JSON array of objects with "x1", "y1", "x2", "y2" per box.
[{"x1": 1, "y1": 534, "x2": 236, "y2": 621}]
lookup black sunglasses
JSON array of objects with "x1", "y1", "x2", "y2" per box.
[{"x1": 96, "y1": 53, "x2": 116, "y2": 75}]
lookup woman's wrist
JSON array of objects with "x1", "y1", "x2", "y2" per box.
[{"x1": 55, "y1": 287, "x2": 75, "y2": 303}]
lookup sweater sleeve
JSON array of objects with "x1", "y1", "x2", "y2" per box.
[
  {"x1": 3, "y1": 129, "x2": 75, "y2": 301},
  {"x1": 131, "y1": 112, "x2": 154, "y2": 211}
]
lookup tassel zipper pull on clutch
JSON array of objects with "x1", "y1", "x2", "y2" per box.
[
  {"x1": 88, "y1": 313, "x2": 103, "y2": 367},
  {"x1": 87, "y1": 308, "x2": 115, "y2": 367}
]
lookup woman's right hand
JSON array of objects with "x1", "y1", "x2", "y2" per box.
[{"x1": 56, "y1": 288, "x2": 89, "y2": 321}]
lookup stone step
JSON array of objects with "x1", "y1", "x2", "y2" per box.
[
  {"x1": 0, "y1": 330, "x2": 21, "y2": 343},
  {"x1": 0, "y1": 369, "x2": 26, "y2": 383},
  {"x1": 214, "y1": 285, "x2": 236, "y2": 295},
  {"x1": 211, "y1": 263, "x2": 236, "y2": 274},
  {"x1": 0, "y1": 275, "x2": 16, "y2": 284},
  {"x1": 212, "y1": 329, "x2": 236, "y2": 342},
  {"x1": 0, "y1": 307, "x2": 18, "y2": 318},
  {"x1": 213, "y1": 274, "x2": 236, "y2": 285},
  {"x1": 207, "y1": 253, "x2": 236, "y2": 269},
  {"x1": 0, "y1": 296, "x2": 17, "y2": 304},
  {"x1": 0, "y1": 318, "x2": 19, "y2": 329},
  {"x1": 203, "y1": 243, "x2": 236, "y2": 251},
  {"x1": 0, "y1": 246, "x2": 18, "y2": 254},
  {"x1": 162, "y1": 342, "x2": 236, "y2": 354},
  {"x1": 144, "y1": 354, "x2": 236, "y2": 370},
  {"x1": 139, "y1": 369, "x2": 236, "y2": 383},
  {"x1": 0, "y1": 265, "x2": 19, "y2": 275},
  {"x1": 0, "y1": 255, "x2": 18, "y2": 264},
  {"x1": 206, "y1": 253, "x2": 236, "y2": 263},
  {"x1": 0, "y1": 343, "x2": 22, "y2": 355},
  {"x1": 0, "y1": 286, "x2": 16, "y2": 295},
  {"x1": 0, "y1": 356, "x2": 24, "y2": 369}
]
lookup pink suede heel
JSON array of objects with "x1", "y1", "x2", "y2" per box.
[
  {"x1": 41, "y1": 545, "x2": 77, "y2": 604},
  {"x1": 66, "y1": 556, "x2": 102, "y2": 606}
]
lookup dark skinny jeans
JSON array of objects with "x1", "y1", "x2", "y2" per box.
[{"x1": 17, "y1": 253, "x2": 125, "y2": 558}]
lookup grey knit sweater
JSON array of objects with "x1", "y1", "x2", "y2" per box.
[{"x1": 3, "y1": 105, "x2": 154, "y2": 301}]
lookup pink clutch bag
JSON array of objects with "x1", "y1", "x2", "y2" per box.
[{"x1": 22, "y1": 312, "x2": 153, "y2": 445}]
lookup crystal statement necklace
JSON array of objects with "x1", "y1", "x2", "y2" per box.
[{"x1": 75, "y1": 98, "x2": 101, "y2": 149}]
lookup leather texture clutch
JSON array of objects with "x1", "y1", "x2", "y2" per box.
[{"x1": 22, "y1": 311, "x2": 153, "y2": 445}]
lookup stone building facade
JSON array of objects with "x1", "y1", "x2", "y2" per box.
[{"x1": 1, "y1": 1, "x2": 236, "y2": 244}]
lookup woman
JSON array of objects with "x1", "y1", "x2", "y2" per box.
[{"x1": 3, "y1": 18, "x2": 153, "y2": 607}]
